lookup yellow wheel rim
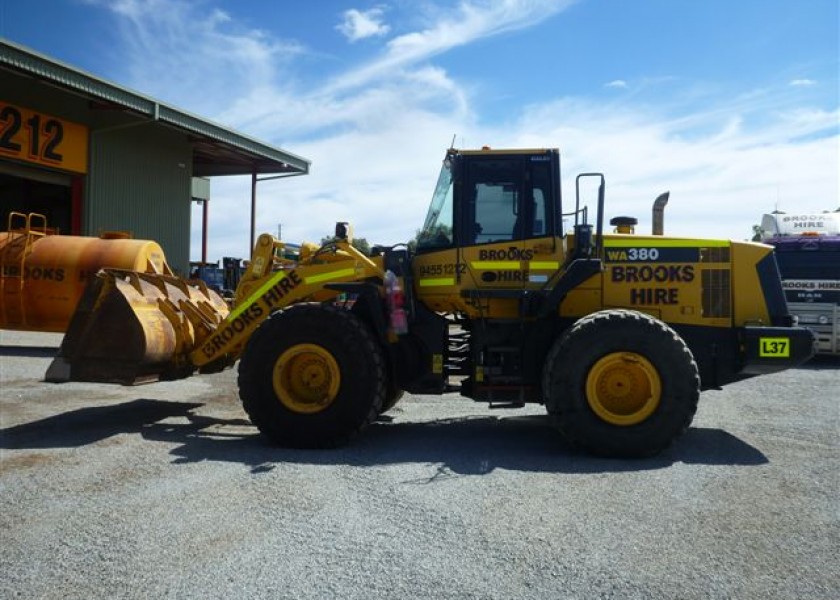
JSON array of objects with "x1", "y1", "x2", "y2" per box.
[
  {"x1": 585, "y1": 352, "x2": 661, "y2": 426},
  {"x1": 272, "y1": 344, "x2": 340, "y2": 414}
]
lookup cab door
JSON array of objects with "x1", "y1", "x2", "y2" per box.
[{"x1": 456, "y1": 152, "x2": 565, "y2": 318}]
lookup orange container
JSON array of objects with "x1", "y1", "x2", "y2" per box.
[{"x1": 0, "y1": 225, "x2": 172, "y2": 333}]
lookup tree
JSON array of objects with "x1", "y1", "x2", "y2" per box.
[
  {"x1": 351, "y1": 237, "x2": 371, "y2": 256},
  {"x1": 409, "y1": 224, "x2": 453, "y2": 253},
  {"x1": 321, "y1": 235, "x2": 372, "y2": 256}
]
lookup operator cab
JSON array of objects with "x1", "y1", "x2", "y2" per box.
[{"x1": 415, "y1": 148, "x2": 563, "y2": 253}]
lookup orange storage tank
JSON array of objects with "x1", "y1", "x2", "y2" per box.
[{"x1": 0, "y1": 213, "x2": 173, "y2": 333}]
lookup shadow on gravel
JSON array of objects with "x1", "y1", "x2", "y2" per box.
[
  {"x1": 0, "y1": 399, "x2": 207, "y2": 449},
  {"x1": 799, "y1": 355, "x2": 840, "y2": 370},
  {"x1": 0, "y1": 400, "x2": 768, "y2": 475},
  {"x1": 153, "y1": 413, "x2": 769, "y2": 475},
  {"x1": 357, "y1": 416, "x2": 768, "y2": 475},
  {"x1": 0, "y1": 345, "x2": 59, "y2": 358}
]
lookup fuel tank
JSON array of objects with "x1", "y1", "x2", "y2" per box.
[{"x1": 0, "y1": 213, "x2": 173, "y2": 332}]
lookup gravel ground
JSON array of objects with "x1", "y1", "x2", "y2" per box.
[{"x1": 1, "y1": 330, "x2": 838, "y2": 600}]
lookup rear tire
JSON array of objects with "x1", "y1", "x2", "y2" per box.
[
  {"x1": 238, "y1": 303, "x2": 385, "y2": 448},
  {"x1": 543, "y1": 309, "x2": 699, "y2": 458}
]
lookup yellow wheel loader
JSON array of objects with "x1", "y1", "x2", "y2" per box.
[{"x1": 46, "y1": 147, "x2": 816, "y2": 457}]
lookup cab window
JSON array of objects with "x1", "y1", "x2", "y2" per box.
[
  {"x1": 463, "y1": 157, "x2": 554, "y2": 245},
  {"x1": 466, "y1": 159, "x2": 521, "y2": 244}
]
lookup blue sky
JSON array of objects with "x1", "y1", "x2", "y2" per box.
[{"x1": 2, "y1": 0, "x2": 838, "y2": 261}]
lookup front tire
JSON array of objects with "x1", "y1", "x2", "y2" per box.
[
  {"x1": 238, "y1": 303, "x2": 385, "y2": 448},
  {"x1": 543, "y1": 309, "x2": 699, "y2": 457}
]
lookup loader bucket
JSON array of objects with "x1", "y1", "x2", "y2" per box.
[{"x1": 45, "y1": 269, "x2": 231, "y2": 385}]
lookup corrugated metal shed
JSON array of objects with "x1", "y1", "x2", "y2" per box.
[
  {"x1": 0, "y1": 39, "x2": 310, "y2": 177},
  {"x1": 0, "y1": 39, "x2": 311, "y2": 275}
]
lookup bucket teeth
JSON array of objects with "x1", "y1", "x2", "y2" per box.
[{"x1": 45, "y1": 269, "x2": 230, "y2": 385}]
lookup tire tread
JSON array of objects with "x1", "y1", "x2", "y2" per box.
[{"x1": 238, "y1": 303, "x2": 385, "y2": 448}]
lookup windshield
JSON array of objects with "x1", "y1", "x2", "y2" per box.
[{"x1": 416, "y1": 157, "x2": 454, "y2": 251}]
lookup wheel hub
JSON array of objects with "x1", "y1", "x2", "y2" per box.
[
  {"x1": 586, "y1": 352, "x2": 661, "y2": 426},
  {"x1": 273, "y1": 344, "x2": 340, "y2": 414}
]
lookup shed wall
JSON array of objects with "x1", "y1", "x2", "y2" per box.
[{"x1": 86, "y1": 126, "x2": 193, "y2": 275}]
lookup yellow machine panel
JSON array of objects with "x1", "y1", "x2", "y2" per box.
[
  {"x1": 414, "y1": 237, "x2": 567, "y2": 319},
  {"x1": 601, "y1": 235, "x2": 733, "y2": 328}
]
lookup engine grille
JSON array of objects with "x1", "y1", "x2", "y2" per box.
[{"x1": 702, "y1": 269, "x2": 732, "y2": 318}]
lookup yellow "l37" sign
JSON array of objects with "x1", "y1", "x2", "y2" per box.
[{"x1": 759, "y1": 337, "x2": 790, "y2": 357}]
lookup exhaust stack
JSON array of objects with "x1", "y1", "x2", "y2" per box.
[{"x1": 652, "y1": 192, "x2": 670, "y2": 235}]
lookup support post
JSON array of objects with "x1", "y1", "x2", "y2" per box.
[
  {"x1": 251, "y1": 170, "x2": 257, "y2": 255},
  {"x1": 201, "y1": 198, "x2": 209, "y2": 264}
]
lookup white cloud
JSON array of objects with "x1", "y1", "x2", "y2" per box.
[
  {"x1": 88, "y1": 0, "x2": 303, "y2": 117},
  {"x1": 605, "y1": 80, "x2": 628, "y2": 89},
  {"x1": 336, "y1": 8, "x2": 391, "y2": 42},
  {"x1": 326, "y1": 0, "x2": 575, "y2": 93},
  {"x1": 209, "y1": 95, "x2": 838, "y2": 259},
  {"x1": 789, "y1": 79, "x2": 817, "y2": 87},
  {"x1": 510, "y1": 99, "x2": 838, "y2": 239},
  {"x1": 85, "y1": 0, "x2": 838, "y2": 259}
]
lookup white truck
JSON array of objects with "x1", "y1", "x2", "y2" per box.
[{"x1": 760, "y1": 212, "x2": 840, "y2": 355}]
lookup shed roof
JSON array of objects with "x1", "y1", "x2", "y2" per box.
[{"x1": 0, "y1": 39, "x2": 310, "y2": 177}]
